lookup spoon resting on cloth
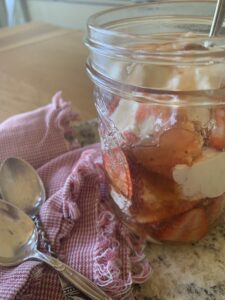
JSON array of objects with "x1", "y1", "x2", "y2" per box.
[
  {"x1": 0, "y1": 157, "x2": 88, "y2": 299},
  {"x1": 0, "y1": 199, "x2": 111, "y2": 300},
  {"x1": 0, "y1": 157, "x2": 110, "y2": 300}
]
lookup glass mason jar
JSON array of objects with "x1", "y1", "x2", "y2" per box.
[{"x1": 85, "y1": 1, "x2": 225, "y2": 243}]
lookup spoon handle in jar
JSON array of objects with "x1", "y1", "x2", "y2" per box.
[
  {"x1": 32, "y1": 250, "x2": 111, "y2": 300},
  {"x1": 209, "y1": 0, "x2": 225, "y2": 37}
]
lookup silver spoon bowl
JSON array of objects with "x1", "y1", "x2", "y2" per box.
[
  {"x1": 0, "y1": 157, "x2": 45, "y2": 216},
  {"x1": 0, "y1": 199, "x2": 110, "y2": 300}
]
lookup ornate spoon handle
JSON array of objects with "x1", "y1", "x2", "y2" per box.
[
  {"x1": 32, "y1": 250, "x2": 111, "y2": 300},
  {"x1": 33, "y1": 216, "x2": 98, "y2": 300}
]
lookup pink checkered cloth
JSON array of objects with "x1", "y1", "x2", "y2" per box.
[{"x1": 0, "y1": 92, "x2": 150, "y2": 300}]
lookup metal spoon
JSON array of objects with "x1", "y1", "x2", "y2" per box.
[
  {"x1": 0, "y1": 158, "x2": 109, "y2": 300},
  {"x1": 0, "y1": 158, "x2": 78, "y2": 298},
  {"x1": 0, "y1": 199, "x2": 110, "y2": 300},
  {"x1": 0, "y1": 157, "x2": 87, "y2": 298},
  {"x1": 209, "y1": 0, "x2": 225, "y2": 37},
  {"x1": 0, "y1": 157, "x2": 45, "y2": 217}
]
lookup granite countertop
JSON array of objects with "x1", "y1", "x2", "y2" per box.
[
  {"x1": 75, "y1": 119, "x2": 225, "y2": 300},
  {"x1": 140, "y1": 217, "x2": 225, "y2": 300}
]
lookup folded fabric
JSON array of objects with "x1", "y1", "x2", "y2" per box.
[
  {"x1": 0, "y1": 93, "x2": 150, "y2": 300},
  {"x1": 0, "y1": 91, "x2": 80, "y2": 168}
]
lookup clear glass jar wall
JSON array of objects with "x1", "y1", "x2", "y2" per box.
[{"x1": 86, "y1": 1, "x2": 225, "y2": 243}]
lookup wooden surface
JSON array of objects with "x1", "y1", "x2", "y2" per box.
[{"x1": 0, "y1": 22, "x2": 96, "y2": 122}]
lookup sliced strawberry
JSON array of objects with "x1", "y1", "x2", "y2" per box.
[
  {"x1": 205, "y1": 196, "x2": 225, "y2": 226},
  {"x1": 134, "y1": 199, "x2": 199, "y2": 225},
  {"x1": 108, "y1": 96, "x2": 120, "y2": 116},
  {"x1": 208, "y1": 108, "x2": 225, "y2": 150},
  {"x1": 135, "y1": 104, "x2": 152, "y2": 124},
  {"x1": 122, "y1": 131, "x2": 139, "y2": 144},
  {"x1": 208, "y1": 128, "x2": 225, "y2": 150},
  {"x1": 131, "y1": 167, "x2": 201, "y2": 224},
  {"x1": 209, "y1": 135, "x2": 225, "y2": 150},
  {"x1": 152, "y1": 207, "x2": 208, "y2": 242},
  {"x1": 103, "y1": 147, "x2": 132, "y2": 199},
  {"x1": 135, "y1": 104, "x2": 173, "y2": 127},
  {"x1": 132, "y1": 127, "x2": 203, "y2": 177}
]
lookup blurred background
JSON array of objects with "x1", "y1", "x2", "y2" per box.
[{"x1": 0, "y1": 0, "x2": 161, "y2": 29}]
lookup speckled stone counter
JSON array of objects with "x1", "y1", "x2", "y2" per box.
[
  {"x1": 140, "y1": 217, "x2": 225, "y2": 300},
  {"x1": 76, "y1": 119, "x2": 225, "y2": 300}
]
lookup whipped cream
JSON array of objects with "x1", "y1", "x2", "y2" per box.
[
  {"x1": 111, "y1": 98, "x2": 210, "y2": 140},
  {"x1": 173, "y1": 148, "x2": 225, "y2": 199},
  {"x1": 110, "y1": 99, "x2": 139, "y2": 134},
  {"x1": 110, "y1": 59, "x2": 225, "y2": 137},
  {"x1": 110, "y1": 99, "x2": 158, "y2": 139}
]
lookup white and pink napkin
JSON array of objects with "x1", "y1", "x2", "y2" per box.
[{"x1": 0, "y1": 92, "x2": 150, "y2": 300}]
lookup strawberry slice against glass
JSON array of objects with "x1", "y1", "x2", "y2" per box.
[
  {"x1": 103, "y1": 147, "x2": 132, "y2": 199},
  {"x1": 205, "y1": 196, "x2": 225, "y2": 226},
  {"x1": 135, "y1": 103, "x2": 153, "y2": 124},
  {"x1": 152, "y1": 207, "x2": 208, "y2": 242},
  {"x1": 108, "y1": 96, "x2": 120, "y2": 116},
  {"x1": 135, "y1": 103, "x2": 175, "y2": 144},
  {"x1": 131, "y1": 168, "x2": 201, "y2": 224},
  {"x1": 208, "y1": 108, "x2": 225, "y2": 150},
  {"x1": 122, "y1": 130, "x2": 139, "y2": 144}
]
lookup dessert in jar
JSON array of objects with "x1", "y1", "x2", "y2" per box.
[{"x1": 85, "y1": 1, "x2": 225, "y2": 243}]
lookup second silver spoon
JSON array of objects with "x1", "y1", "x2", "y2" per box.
[
  {"x1": 0, "y1": 157, "x2": 108, "y2": 300},
  {"x1": 0, "y1": 199, "x2": 110, "y2": 300}
]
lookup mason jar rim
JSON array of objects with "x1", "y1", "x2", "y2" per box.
[
  {"x1": 85, "y1": 0, "x2": 225, "y2": 62},
  {"x1": 87, "y1": 0, "x2": 214, "y2": 33}
]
